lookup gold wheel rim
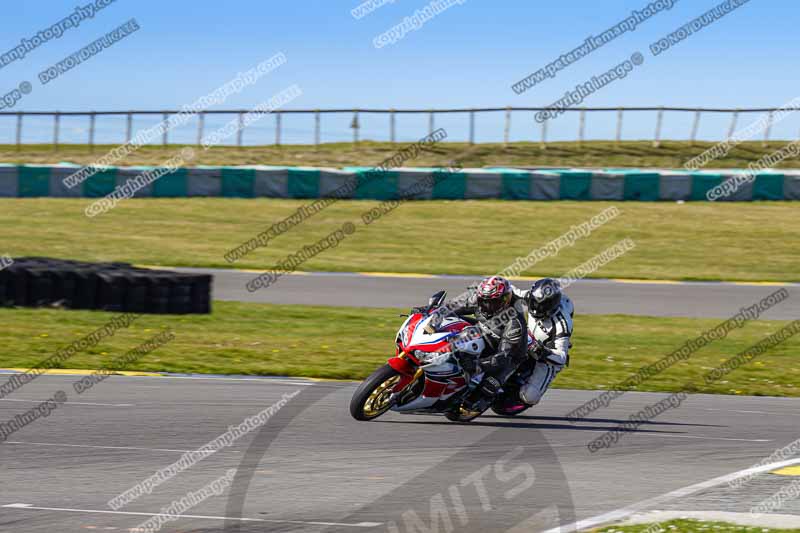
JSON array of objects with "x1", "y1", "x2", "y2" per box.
[
  {"x1": 363, "y1": 375, "x2": 401, "y2": 417},
  {"x1": 458, "y1": 406, "x2": 482, "y2": 420}
]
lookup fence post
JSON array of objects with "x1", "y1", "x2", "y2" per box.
[
  {"x1": 763, "y1": 111, "x2": 774, "y2": 147},
  {"x1": 389, "y1": 109, "x2": 395, "y2": 143},
  {"x1": 15, "y1": 112, "x2": 22, "y2": 151},
  {"x1": 53, "y1": 112, "x2": 61, "y2": 150},
  {"x1": 126, "y1": 112, "x2": 133, "y2": 144},
  {"x1": 428, "y1": 110, "x2": 434, "y2": 136},
  {"x1": 690, "y1": 110, "x2": 701, "y2": 145},
  {"x1": 162, "y1": 112, "x2": 168, "y2": 147},
  {"x1": 237, "y1": 112, "x2": 244, "y2": 147},
  {"x1": 727, "y1": 109, "x2": 739, "y2": 140},
  {"x1": 314, "y1": 110, "x2": 320, "y2": 148},
  {"x1": 276, "y1": 112, "x2": 282, "y2": 146},
  {"x1": 196, "y1": 111, "x2": 204, "y2": 146},
  {"x1": 653, "y1": 107, "x2": 664, "y2": 148},
  {"x1": 540, "y1": 117, "x2": 547, "y2": 150},
  {"x1": 578, "y1": 108, "x2": 586, "y2": 146},
  {"x1": 469, "y1": 110, "x2": 475, "y2": 145},
  {"x1": 504, "y1": 107, "x2": 511, "y2": 147},
  {"x1": 615, "y1": 108, "x2": 623, "y2": 145},
  {"x1": 351, "y1": 110, "x2": 359, "y2": 143},
  {"x1": 89, "y1": 112, "x2": 96, "y2": 152}
]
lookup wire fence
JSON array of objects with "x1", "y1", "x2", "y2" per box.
[{"x1": 0, "y1": 106, "x2": 794, "y2": 150}]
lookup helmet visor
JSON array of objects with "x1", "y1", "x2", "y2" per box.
[
  {"x1": 530, "y1": 296, "x2": 559, "y2": 318},
  {"x1": 478, "y1": 296, "x2": 505, "y2": 316}
]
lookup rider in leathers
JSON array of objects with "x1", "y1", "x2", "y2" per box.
[
  {"x1": 512, "y1": 278, "x2": 574, "y2": 406},
  {"x1": 428, "y1": 275, "x2": 527, "y2": 412}
]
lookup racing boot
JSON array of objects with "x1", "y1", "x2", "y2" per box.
[{"x1": 460, "y1": 375, "x2": 502, "y2": 417}]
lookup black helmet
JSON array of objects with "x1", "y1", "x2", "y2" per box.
[{"x1": 526, "y1": 278, "x2": 561, "y2": 318}]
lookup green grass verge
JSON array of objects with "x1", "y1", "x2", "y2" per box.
[
  {"x1": 5, "y1": 141, "x2": 800, "y2": 169},
  {"x1": 1, "y1": 301, "x2": 798, "y2": 397},
  {"x1": 596, "y1": 519, "x2": 800, "y2": 532},
  {"x1": 1, "y1": 199, "x2": 798, "y2": 282}
]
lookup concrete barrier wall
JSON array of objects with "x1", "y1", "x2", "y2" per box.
[{"x1": 1, "y1": 164, "x2": 798, "y2": 201}]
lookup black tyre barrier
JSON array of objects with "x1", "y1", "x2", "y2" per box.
[{"x1": 0, "y1": 258, "x2": 211, "y2": 314}]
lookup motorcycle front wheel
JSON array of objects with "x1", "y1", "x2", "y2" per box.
[{"x1": 349, "y1": 364, "x2": 403, "y2": 421}]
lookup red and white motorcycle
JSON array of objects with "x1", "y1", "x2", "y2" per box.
[{"x1": 350, "y1": 291, "x2": 536, "y2": 422}]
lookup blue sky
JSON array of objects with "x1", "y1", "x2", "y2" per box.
[{"x1": 1, "y1": 0, "x2": 797, "y2": 145}]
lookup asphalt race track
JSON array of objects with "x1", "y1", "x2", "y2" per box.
[
  {"x1": 2, "y1": 270, "x2": 798, "y2": 532},
  {"x1": 1, "y1": 374, "x2": 800, "y2": 532},
  {"x1": 173, "y1": 267, "x2": 800, "y2": 320}
]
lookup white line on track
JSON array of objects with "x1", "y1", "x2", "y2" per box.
[
  {"x1": 0, "y1": 372, "x2": 316, "y2": 386},
  {"x1": 1, "y1": 503, "x2": 381, "y2": 528},
  {"x1": 703, "y1": 408, "x2": 788, "y2": 415},
  {"x1": 168, "y1": 401, "x2": 311, "y2": 406},
  {"x1": 648, "y1": 434, "x2": 771, "y2": 443},
  {"x1": 97, "y1": 375, "x2": 316, "y2": 386},
  {"x1": 619, "y1": 510, "x2": 800, "y2": 529},
  {"x1": 1, "y1": 441, "x2": 239, "y2": 454},
  {"x1": 543, "y1": 457, "x2": 800, "y2": 532},
  {"x1": 0, "y1": 398, "x2": 133, "y2": 407}
]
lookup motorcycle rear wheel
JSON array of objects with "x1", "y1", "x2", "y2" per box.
[
  {"x1": 490, "y1": 403, "x2": 532, "y2": 417},
  {"x1": 490, "y1": 384, "x2": 531, "y2": 417},
  {"x1": 350, "y1": 364, "x2": 403, "y2": 421}
]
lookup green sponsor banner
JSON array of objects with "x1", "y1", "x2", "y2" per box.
[
  {"x1": 623, "y1": 173, "x2": 660, "y2": 201},
  {"x1": 501, "y1": 172, "x2": 531, "y2": 200},
  {"x1": 18, "y1": 166, "x2": 51, "y2": 197},
  {"x1": 431, "y1": 169, "x2": 466, "y2": 199},
  {"x1": 221, "y1": 167, "x2": 256, "y2": 198},
  {"x1": 152, "y1": 168, "x2": 188, "y2": 197},
  {"x1": 82, "y1": 168, "x2": 118, "y2": 198},
  {"x1": 559, "y1": 172, "x2": 592, "y2": 200},
  {"x1": 287, "y1": 169, "x2": 320, "y2": 198},
  {"x1": 355, "y1": 170, "x2": 398, "y2": 200},
  {"x1": 752, "y1": 174, "x2": 784, "y2": 200},
  {"x1": 690, "y1": 174, "x2": 723, "y2": 201}
]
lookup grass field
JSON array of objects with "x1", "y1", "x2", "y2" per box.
[
  {"x1": 4, "y1": 140, "x2": 800, "y2": 169},
  {"x1": 596, "y1": 519, "x2": 800, "y2": 532},
  {"x1": 1, "y1": 199, "x2": 797, "y2": 281},
  {"x1": 1, "y1": 301, "x2": 798, "y2": 397}
]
